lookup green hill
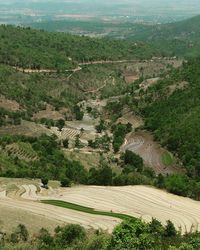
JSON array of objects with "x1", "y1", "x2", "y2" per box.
[
  {"x1": 0, "y1": 25, "x2": 158, "y2": 70},
  {"x1": 27, "y1": 15, "x2": 200, "y2": 59},
  {"x1": 130, "y1": 15, "x2": 200, "y2": 58}
]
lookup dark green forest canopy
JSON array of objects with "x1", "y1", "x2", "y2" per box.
[{"x1": 0, "y1": 25, "x2": 160, "y2": 69}]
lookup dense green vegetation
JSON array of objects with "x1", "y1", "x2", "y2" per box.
[
  {"x1": 1, "y1": 219, "x2": 200, "y2": 249},
  {"x1": 111, "y1": 123, "x2": 132, "y2": 152},
  {"x1": 0, "y1": 25, "x2": 158, "y2": 70}
]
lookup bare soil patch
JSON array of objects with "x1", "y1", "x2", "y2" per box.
[
  {"x1": 117, "y1": 112, "x2": 144, "y2": 129},
  {"x1": 33, "y1": 105, "x2": 65, "y2": 121},
  {"x1": 0, "y1": 95, "x2": 20, "y2": 111}
]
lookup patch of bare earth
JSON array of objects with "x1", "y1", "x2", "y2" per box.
[
  {"x1": 117, "y1": 112, "x2": 144, "y2": 129},
  {"x1": 0, "y1": 204, "x2": 63, "y2": 235},
  {"x1": 168, "y1": 81, "x2": 189, "y2": 96},
  {"x1": 0, "y1": 95, "x2": 20, "y2": 111},
  {"x1": 33, "y1": 105, "x2": 65, "y2": 121},
  {"x1": 139, "y1": 77, "x2": 160, "y2": 91}
]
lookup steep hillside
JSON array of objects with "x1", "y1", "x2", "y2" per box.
[{"x1": 140, "y1": 58, "x2": 200, "y2": 178}]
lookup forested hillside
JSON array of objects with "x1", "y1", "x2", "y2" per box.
[
  {"x1": 141, "y1": 58, "x2": 200, "y2": 179},
  {"x1": 0, "y1": 25, "x2": 158, "y2": 70},
  {"x1": 131, "y1": 15, "x2": 200, "y2": 58}
]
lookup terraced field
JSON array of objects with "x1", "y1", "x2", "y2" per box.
[
  {"x1": 0, "y1": 181, "x2": 200, "y2": 234},
  {"x1": 5, "y1": 142, "x2": 38, "y2": 162},
  {"x1": 121, "y1": 131, "x2": 181, "y2": 174},
  {"x1": 50, "y1": 127, "x2": 81, "y2": 140}
]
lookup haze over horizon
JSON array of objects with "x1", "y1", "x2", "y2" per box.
[{"x1": 1, "y1": 0, "x2": 200, "y2": 25}]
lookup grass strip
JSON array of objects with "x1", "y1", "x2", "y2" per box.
[
  {"x1": 42, "y1": 200, "x2": 133, "y2": 220},
  {"x1": 162, "y1": 151, "x2": 174, "y2": 166}
]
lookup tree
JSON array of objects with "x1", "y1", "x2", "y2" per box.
[
  {"x1": 124, "y1": 150, "x2": 143, "y2": 172},
  {"x1": 95, "y1": 120, "x2": 106, "y2": 133},
  {"x1": 41, "y1": 177, "x2": 49, "y2": 188},
  {"x1": 165, "y1": 175, "x2": 189, "y2": 196},
  {"x1": 38, "y1": 228, "x2": 54, "y2": 247},
  {"x1": 98, "y1": 166, "x2": 113, "y2": 186},
  {"x1": 75, "y1": 135, "x2": 81, "y2": 148},
  {"x1": 165, "y1": 220, "x2": 177, "y2": 237},
  {"x1": 55, "y1": 224, "x2": 86, "y2": 247},
  {"x1": 74, "y1": 105, "x2": 84, "y2": 120},
  {"x1": 156, "y1": 173, "x2": 165, "y2": 188},
  {"x1": 149, "y1": 218, "x2": 164, "y2": 235},
  {"x1": 57, "y1": 119, "x2": 65, "y2": 131},
  {"x1": 60, "y1": 177, "x2": 71, "y2": 187},
  {"x1": 11, "y1": 224, "x2": 29, "y2": 243},
  {"x1": 109, "y1": 219, "x2": 158, "y2": 250},
  {"x1": 63, "y1": 139, "x2": 69, "y2": 148}
]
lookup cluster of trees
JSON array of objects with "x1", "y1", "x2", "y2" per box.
[
  {"x1": 88, "y1": 134, "x2": 111, "y2": 152},
  {"x1": 155, "y1": 174, "x2": 200, "y2": 200},
  {"x1": 32, "y1": 15, "x2": 200, "y2": 60},
  {"x1": 105, "y1": 101, "x2": 124, "y2": 122},
  {"x1": 39, "y1": 118, "x2": 65, "y2": 130},
  {"x1": 111, "y1": 123, "x2": 132, "y2": 152},
  {"x1": 1, "y1": 219, "x2": 200, "y2": 249}
]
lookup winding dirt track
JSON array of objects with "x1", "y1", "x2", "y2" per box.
[{"x1": 1, "y1": 184, "x2": 200, "y2": 234}]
